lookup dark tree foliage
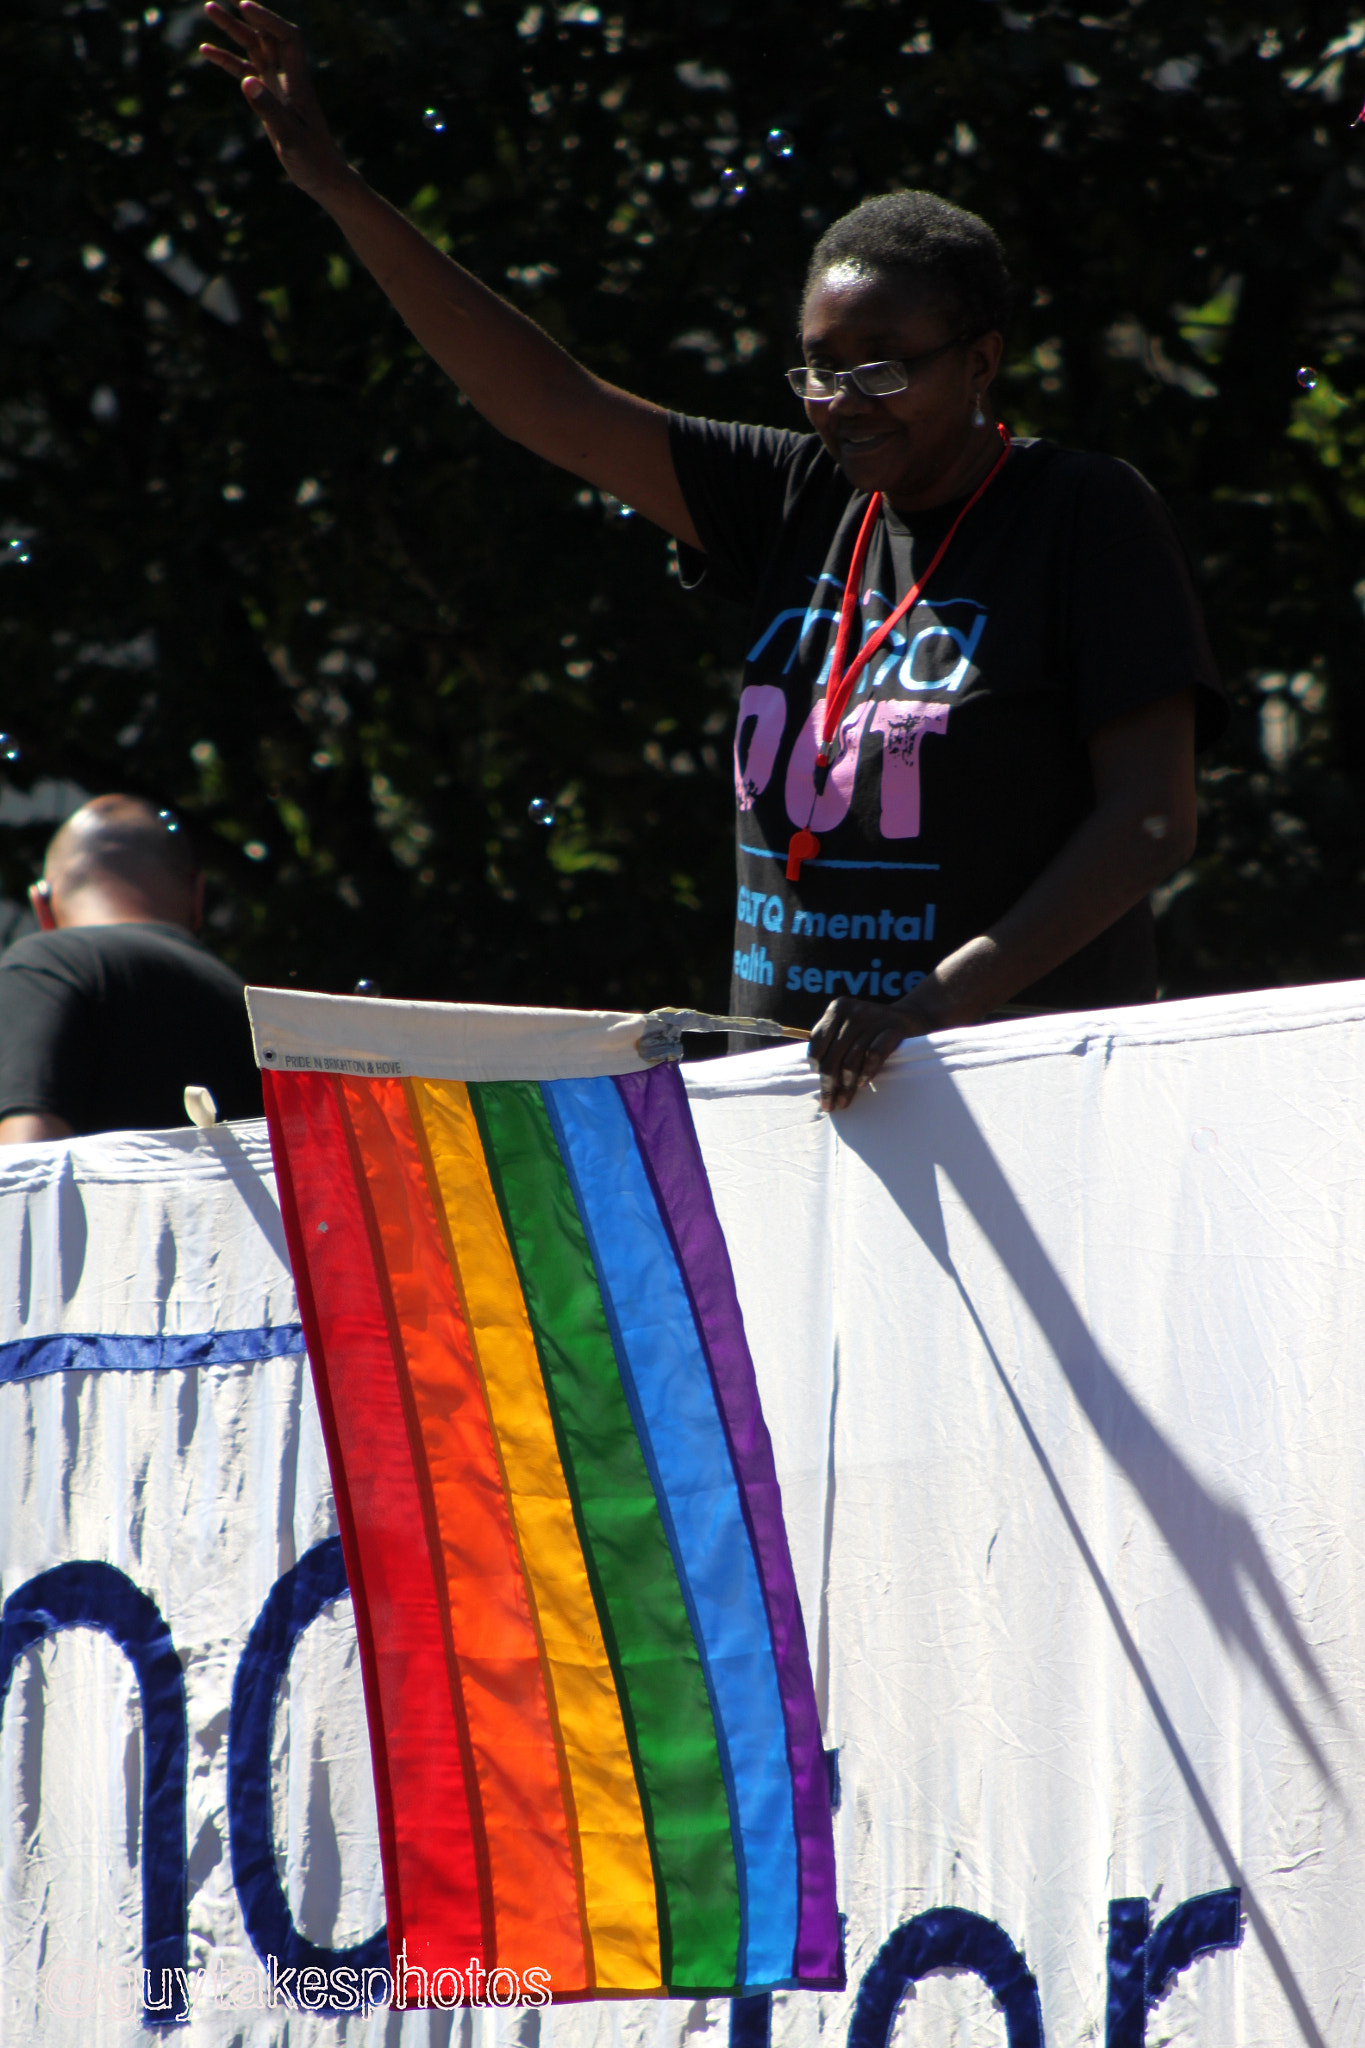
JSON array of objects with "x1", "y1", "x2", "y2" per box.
[{"x1": 3, "y1": 0, "x2": 1364, "y2": 1006}]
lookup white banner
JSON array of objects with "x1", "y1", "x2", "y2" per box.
[{"x1": 2, "y1": 982, "x2": 1362, "y2": 2046}]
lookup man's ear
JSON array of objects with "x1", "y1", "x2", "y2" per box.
[
  {"x1": 29, "y1": 881, "x2": 57, "y2": 932},
  {"x1": 190, "y1": 871, "x2": 206, "y2": 933}
]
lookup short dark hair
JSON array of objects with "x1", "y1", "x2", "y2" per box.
[{"x1": 803, "y1": 191, "x2": 1011, "y2": 338}]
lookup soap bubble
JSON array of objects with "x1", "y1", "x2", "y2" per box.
[
  {"x1": 4, "y1": 539, "x2": 31, "y2": 566},
  {"x1": 766, "y1": 127, "x2": 794, "y2": 159},
  {"x1": 0, "y1": 734, "x2": 20, "y2": 763},
  {"x1": 423, "y1": 107, "x2": 446, "y2": 132},
  {"x1": 1296, "y1": 365, "x2": 1318, "y2": 390},
  {"x1": 157, "y1": 807, "x2": 181, "y2": 833},
  {"x1": 353, "y1": 977, "x2": 382, "y2": 996},
  {"x1": 720, "y1": 166, "x2": 747, "y2": 200},
  {"x1": 1354, "y1": 103, "x2": 1365, "y2": 127},
  {"x1": 527, "y1": 797, "x2": 556, "y2": 828}
]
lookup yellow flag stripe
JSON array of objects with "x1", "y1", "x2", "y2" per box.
[{"x1": 410, "y1": 1077, "x2": 663, "y2": 1990}]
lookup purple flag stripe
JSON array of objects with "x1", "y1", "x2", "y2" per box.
[{"x1": 614, "y1": 1064, "x2": 841, "y2": 1986}]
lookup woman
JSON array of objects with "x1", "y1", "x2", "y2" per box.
[{"x1": 202, "y1": 2, "x2": 1225, "y2": 1109}]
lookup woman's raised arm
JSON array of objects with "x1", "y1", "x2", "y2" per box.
[{"x1": 199, "y1": 0, "x2": 702, "y2": 548}]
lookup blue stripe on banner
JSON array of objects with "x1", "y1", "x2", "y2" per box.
[
  {"x1": 0, "y1": 1325, "x2": 307, "y2": 1386},
  {"x1": 544, "y1": 1075, "x2": 799, "y2": 1988}
]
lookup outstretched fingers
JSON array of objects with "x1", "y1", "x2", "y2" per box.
[
  {"x1": 201, "y1": 9, "x2": 272, "y2": 91},
  {"x1": 201, "y1": 0, "x2": 255, "y2": 50},
  {"x1": 201, "y1": 2, "x2": 299, "y2": 94},
  {"x1": 198, "y1": 42, "x2": 248, "y2": 82},
  {"x1": 236, "y1": 0, "x2": 304, "y2": 37},
  {"x1": 200, "y1": 0, "x2": 343, "y2": 192},
  {"x1": 202, "y1": 1, "x2": 277, "y2": 69},
  {"x1": 203, "y1": 0, "x2": 299, "y2": 43},
  {"x1": 238, "y1": 0, "x2": 313, "y2": 102}
]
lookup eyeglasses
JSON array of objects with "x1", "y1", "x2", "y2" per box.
[{"x1": 786, "y1": 337, "x2": 965, "y2": 402}]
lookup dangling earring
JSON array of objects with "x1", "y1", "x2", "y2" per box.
[{"x1": 972, "y1": 397, "x2": 987, "y2": 427}]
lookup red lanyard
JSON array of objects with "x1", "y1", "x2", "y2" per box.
[{"x1": 786, "y1": 424, "x2": 1011, "y2": 883}]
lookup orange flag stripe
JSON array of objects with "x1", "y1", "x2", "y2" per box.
[
  {"x1": 410, "y1": 1078, "x2": 663, "y2": 1990},
  {"x1": 263, "y1": 1069, "x2": 488, "y2": 1969},
  {"x1": 339, "y1": 1077, "x2": 587, "y2": 1982}
]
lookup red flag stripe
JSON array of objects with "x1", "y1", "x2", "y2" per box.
[
  {"x1": 262, "y1": 1070, "x2": 488, "y2": 1970},
  {"x1": 342, "y1": 1077, "x2": 588, "y2": 1980}
]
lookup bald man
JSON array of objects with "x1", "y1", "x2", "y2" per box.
[{"x1": 0, "y1": 796, "x2": 262, "y2": 1143}]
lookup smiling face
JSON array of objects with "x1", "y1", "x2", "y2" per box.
[{"x1": 800, "y1": 264, "x2": 1003, "y2": 512}]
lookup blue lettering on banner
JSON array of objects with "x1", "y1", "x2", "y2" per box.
[
  {"x1": 847, "y1": 1909, "x2": 1044, "y2": 2048},
  {"x1": 0, "y1": 1563, "x2": 189, "y2": 2028},
  {"x1": 228, "y1": 1538, "x2": 388, "y2": 2012},
  {"x1": 730, "y1": 1992, "x2": 772, "y2": 2048},
  {"x1": 0, "y1": 1542, "x2": 1244, "y2": 2036},
  {"x1": 722, "y1": 1889, "x2": 1239, "y2": 2048},
  {"x1": 1106, "y1": 1890, "x2": 1244, "y2": 2046},
  {"x1": 0, "y1": 1545, "x2": 392, "y2": 2029}
]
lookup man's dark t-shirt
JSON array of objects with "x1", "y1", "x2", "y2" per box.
[
  {"x1": 669, "y1": 419, "x2": 1227, "y2": 1028},
  {"x1": 0, "y1": 922, "x2": 262, "y2": 1133}
]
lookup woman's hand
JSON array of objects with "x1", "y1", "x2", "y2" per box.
[
  {"x1": 809, "y1": 989, "x2": 943, "y2": 1113},
  {"x1": 200, "y1": 1, "x2": 350, "y2": 204}
]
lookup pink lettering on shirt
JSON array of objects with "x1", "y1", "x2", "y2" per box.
[
  {"x1": 870, "y1": 701, "x2": 951, "y2": 838},
  {"x1": 784, "y1": 700, "x2": 875, "y2": 833},
  {"x1": 734, "y1": 684, "x2": 788, "y2": 811}
]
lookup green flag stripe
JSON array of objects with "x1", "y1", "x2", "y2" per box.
[{"x1": 471, "y1": 1079, "x2": 741, "y2": 1989}]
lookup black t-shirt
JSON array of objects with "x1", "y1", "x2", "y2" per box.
[
  {"x1": 669, "y1": 419, "x2": 1227, "y2": 1028},
  {"x1": 0, "y1": 921, "x2": 262, "y2": 1133}
]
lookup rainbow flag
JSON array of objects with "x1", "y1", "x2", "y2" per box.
[{"x1": 260, "y1": 1049, "x2": 840, "y2": 2001}]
